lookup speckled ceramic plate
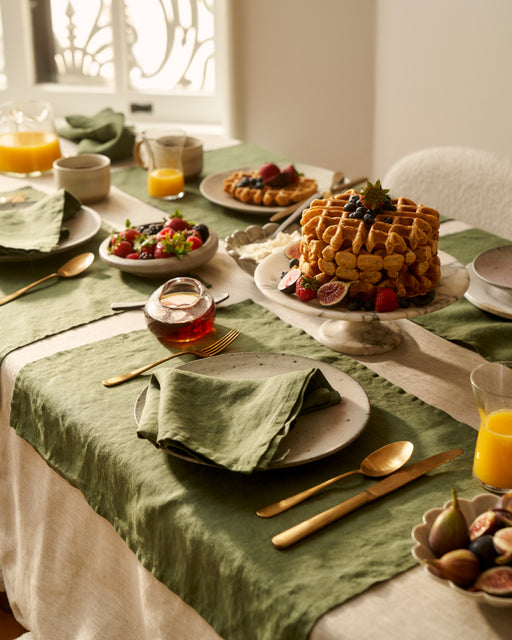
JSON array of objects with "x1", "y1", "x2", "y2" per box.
[
  {"x1": 411, "y1": 493, "x2": 512, "y2": 607},
  {"x1": 0, "y1": 205, "x2": 102, "y2": 263},
  {"x1": 464, "y1": 262, "x2": 512, "y2": 319},
  {"x1": 473, "y1": 245, "x2": 512, "y2": 290},
  {"x1": 199, "y1": 163, "x2": 331, "y2": 215},
  {"x1": 134, "y1": 352, "x2": 370, "y2": 469}
]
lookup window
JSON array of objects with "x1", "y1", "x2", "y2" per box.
[{"x1": 0, "y1": 0, "x2": 230, "y2": 127}]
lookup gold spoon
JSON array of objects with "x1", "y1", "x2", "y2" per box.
[
  {"x1": 256, "y1": 440, "x2": 414, "y2": 518},
  {"x1": 0, "y1": 252, "x2": 95, "y2": 306}
]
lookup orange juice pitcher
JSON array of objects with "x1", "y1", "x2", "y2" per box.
[
  {"x1": 471, "y1": 361, "x2": 512, "y2": 493},
  {"x1": 133, "y1": 128, "x2": 185, "y2": 200},
  {"x1": 0, "y1": 101, "x2": 61, "y2": 176}
]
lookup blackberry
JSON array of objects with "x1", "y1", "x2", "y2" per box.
[{"x1": 192, "y1": 223, "x2": 209, "y2": 242}]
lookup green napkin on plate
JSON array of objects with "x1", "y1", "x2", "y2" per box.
[
  {"x1": 58, "y1": 107, "x2": 136, "y2": 161},
  {"x1": 0, "y1": 188, "x2": 81, "y2": 256},
  {"x1": 137, "y1": 367, "x2": 342, "y2": 473}
]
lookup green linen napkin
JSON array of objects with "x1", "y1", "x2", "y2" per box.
[
  {"x1": 58, "y1": 107, "x2": 135, "y2": 161},
  {"x1": 137, "y1": 367, "x2": 341, "y2": 472},
  {"x1": 0, "y1": 188, "x2": 81, "y2": 256}
]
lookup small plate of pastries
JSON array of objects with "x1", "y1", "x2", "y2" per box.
[{"x1": 199, "y1": 162, "x2": 328, "y2": 214}]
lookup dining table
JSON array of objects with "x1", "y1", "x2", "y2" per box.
[{"x1": 1, "y1": 131, "x2": 512, "y2": 640}]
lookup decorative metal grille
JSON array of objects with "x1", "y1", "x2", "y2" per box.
[{"x1": 40, "y1": 0, "x2": 215, "y2": 92}]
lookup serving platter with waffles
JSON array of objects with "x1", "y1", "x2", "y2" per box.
[{"x1": 254, "y1": 181, "x2": 470, "y2": 355}]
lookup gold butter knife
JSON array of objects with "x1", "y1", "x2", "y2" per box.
[{"x1": 271, "y1": 447, "x2": 463, "y2": 549}]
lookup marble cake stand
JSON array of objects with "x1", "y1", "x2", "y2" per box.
[{"x1": 254, "y1": 250, "x2": 470, "y2": 355}]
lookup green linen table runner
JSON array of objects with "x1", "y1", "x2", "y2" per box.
[
  {"x1": 10, "y1": 299, "x2": 480, "y2": 640},
  {"x1": 111, "y1": 142, "x2": 292, "y2": 238}
]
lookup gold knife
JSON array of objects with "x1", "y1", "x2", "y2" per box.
[{"x1": 271, "y1": 447, "x2": 463, "y2": 549}]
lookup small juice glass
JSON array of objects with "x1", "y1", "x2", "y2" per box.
[
  {"x1": 471, "y1": 361, "x2": 512, "y2": 493},
  {"x1": 0, "y1": 101, "x2": 61, "y2": 176},
  {"x1": 133, "y1": 128, "x2": 185, "y2": 200}
]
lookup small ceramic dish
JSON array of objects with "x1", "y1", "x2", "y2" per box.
[
  {"x1": 225, "y1": 222, "x2": 300, "y2": 276},
  {"x1": 99, "y1": 230, "x2": 218, "y2": 278},
  {"x1": 472, "y1": 245, "x2": 512, "y2": 290},
  {"x1": 411, "y1": 492, "x2": 512, "y2": 607}
]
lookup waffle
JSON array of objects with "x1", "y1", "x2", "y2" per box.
[
  {"x1": 299, "y1": 190, "x2": 441, "y2": 300},
  {"x1": 223, "y1": 169, "x2": 318, "y2": 207}
]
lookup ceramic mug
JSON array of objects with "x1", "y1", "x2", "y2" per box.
[{"x1": 53, "y1": 154, "x2": 111, "y2": 204}]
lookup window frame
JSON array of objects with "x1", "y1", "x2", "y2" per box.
[{"x1": 0, "y1": 0, "x2": 233, "y2": 130}]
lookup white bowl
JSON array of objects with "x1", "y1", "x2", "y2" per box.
[
  {"x1": 99, "y1": 230, "x2": 218, "y2": 278},
  {"x1": 411, "y1": 492, "x2": 512, "y2": 607},
  {"x1": 472, "y1": 245, "x2": 512, "y2": 291}
]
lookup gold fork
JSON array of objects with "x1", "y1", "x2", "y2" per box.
[{"x1": 102, "y1": 328, "x2": 240, "y2": 387}]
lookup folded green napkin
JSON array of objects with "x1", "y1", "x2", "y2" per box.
[
  {"x1": 0, "y1": 188, "x2": 81, "y2": 256},
  {"x1": 58, "y1": 107, "x2": 135, "y2": 161},
  {"x1": 137, "y1": 367, "x2": 342, "y2": 473}
]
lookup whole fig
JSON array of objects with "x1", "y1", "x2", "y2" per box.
[
  {"x1": 427, "y1": 549, "x2": 480, "y2": 589},
  {"x1": 428, "y1": 489, "x2": 469, "y2": 557}
]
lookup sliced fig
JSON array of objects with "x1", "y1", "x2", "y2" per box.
[
  {"x1": 278, "y1": 267, "x2": 301, "y2": 294},
  {"x1": 496, "y1": 492, "x2": 512, "y2": 515},
  {"x1": 284, "y1": 239, "x2": 301, "y2": 261},
  {"x1": 474, "y1": 566, "x2": 512, "y2": 596},
  {"x1": 469, "y1": 510, "x2": 502, "y2": 541},
  {"x1": 493, "y1": 527, "x2": 512, "y2": 565},
  {"x1": 317, "y1": 281, "x2": 350, "y2": 307}
]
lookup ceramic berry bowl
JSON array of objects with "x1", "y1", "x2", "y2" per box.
[
  {"x1": 411, "y1": 492, "x2": 512, "y2": 607},
  {"x1": 99, "y1": 218, "x2": 218, "y2": 278}
]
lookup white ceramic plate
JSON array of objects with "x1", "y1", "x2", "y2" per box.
[
  {"x1": 472, "y1": 245, "x2": 512, "y2": 290},
  {"x1": 464, "y1": 262, "x2": 512, "y2": 319},
  {"x1": 411, "y1": 493, "x2": 512, "y2": 607},
  {"x1": 133, "y1": 352, "x2": 370, "y2": 469},
  {"x1": 254, "y1": 250, "x2": 470, "y2": 322},
  {"x1": 199, "y1": 163, "x2": 330, "y2": 215},
  {"x1": 99, "y1": 230, "x2": 218, "y2": 278},
  {"x1": 0, "y1": 205, "x2": 102, "y2": 263}
]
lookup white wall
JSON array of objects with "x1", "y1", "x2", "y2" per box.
[
  {"x1": 372, "y1": 0, "x2": 512, "y2": 178},
  {"x1": 229, "y1": 0, "x2": 375, "y2": 177},
  {"x1": 232, "y1": 0, "x2": 512, "y2": 184}
]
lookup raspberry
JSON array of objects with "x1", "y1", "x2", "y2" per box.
[{"x1": 375, "y1": 288, "x2": 399, "y2": 312}]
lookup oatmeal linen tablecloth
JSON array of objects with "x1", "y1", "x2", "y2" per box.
[{"x1": 10, "y1": 300, "x2": 479, "y2": 640}]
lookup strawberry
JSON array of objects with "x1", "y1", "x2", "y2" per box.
[
  {"x1": 157, "y1": 227, "x2": 174, "y2": 241},
  {"x1": 375, "y1": 288, "x2": 399, "y2": 312},
  {"x1": 259, "y1": 162, "x2": 281, "y2": 183},
  {"x1": 111, "y1": 239, "x2": 133, "y2": 258},
  {"x1": 187, "y1": 234, "x2": 203, "y2": 251},
  {"x1": 126, "y1": 252, "x2": 140, "y2": 260},
  {"x1": 164, "y1": 216, "x2": 191, "y2": 231},
  {"x1": 282, "y1": 164, "x2": 300, "y2": 184},
  {"x1": 295, "y1": 275, "x2": 319, "y2": 302},
  {"x1": 359, "y1": 179, "x2": 390, "y2": 211}
]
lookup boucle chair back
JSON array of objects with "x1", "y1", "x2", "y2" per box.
[{"x1": 383, "y1": 146, "x2": 512, "y2": 241}]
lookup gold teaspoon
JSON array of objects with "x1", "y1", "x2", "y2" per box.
[
  {"x1": 0, "y1": 252, "x2": 95, "y2": 306},
  {"x1": 256, "y1": 441, "x2": 414, "y2": 518}
]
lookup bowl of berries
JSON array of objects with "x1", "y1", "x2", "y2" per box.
[{"x1": 99, "y1": 214, "x2": 218, "y2": 278}]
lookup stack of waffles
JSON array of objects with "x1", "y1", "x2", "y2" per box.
[
  {"x1": 223, "y1": 169, "x2": 318, "y2": 207},
  {"x1": 299, "y1": 190, "x2": 441, "y2": 301}
]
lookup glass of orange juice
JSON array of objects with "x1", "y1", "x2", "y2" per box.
[
  {"x1": 0, "y1": 101, "x2": 61, "y2": 176},
  {"x1": 471, "y1": 361, "x2": 512, "y2": 493},
  {"x1": 133, "y1": 128, "x2": 185, "y2": 200}
]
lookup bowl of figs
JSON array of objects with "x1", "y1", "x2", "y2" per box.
[{"x1": 411, "y1": 490, "x2": 512, "y2": 606}]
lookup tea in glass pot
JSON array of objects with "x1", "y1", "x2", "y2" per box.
[{"x1": 0, "y1": 100, "x2": 62, "y2": 176}]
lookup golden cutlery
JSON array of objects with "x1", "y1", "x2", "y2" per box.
[
  {"x1": 271, "y1": 448, "x2": 463, "y2": 549},
  {"x1": 102, "y1": 328, "x2": 240, "y2": 387},
  {"x1": 257, "y1": 441, "x2": 414, "y2": 518},
  {"x1": 0, "y1": 252, "x2": 95, "y2": 306}
]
